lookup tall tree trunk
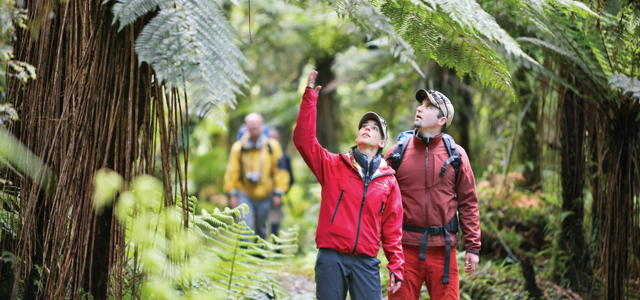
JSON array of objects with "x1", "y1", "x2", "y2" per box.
[
  {"x1": 595, "y1": 99, "x2": 640, "y2": 300},
  {"x1": 515, "y1": 69, "x2": 541, "y2": 191},
  {"x1": 457, "y1": 75, "x2": 473, "y2": 156},
  {"x1": 315, "y1": 57, "x2": 340, "y2": 152},
  {"x1": 7, "y1": 1, "x2": 184, "y2": 298},
  {"x1": 587, "y1": 100, "x2": 604, "y2": 273},
  {"x1": 426, "y1": 61, "x2": 473, "y2": 152},
  {"x1": 557, "y1": 74, "x2": 590, "y2": 291},
  {"x1": 520, "y1": 254, "x2": 543, "y2": 299}
]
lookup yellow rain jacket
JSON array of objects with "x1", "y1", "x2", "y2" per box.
[{"x1": 223, "y1": 132, "x2": 290, "y2": 200}]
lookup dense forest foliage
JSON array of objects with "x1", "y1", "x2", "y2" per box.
[{"x1": 1, "y1": 0, "x2": 639, "y2": 299}]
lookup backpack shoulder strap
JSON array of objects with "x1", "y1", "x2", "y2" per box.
[
  {"x1": 387, "y1": 136, "x2": 411, "y2": 172},
  {"x1": 266, "y1": 139, "x2": 273, "y2": 154},
  {"x1": 440, "y1": 134, "x2": 461, "y2": 179}
]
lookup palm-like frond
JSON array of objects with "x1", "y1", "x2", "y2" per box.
[
  {"x1": 425, "y1": 0, "x2": 535, "y2": 64},
  {"x1": 327, "y1": 0, "x2": 596, "y2": 97},
  {"x1": 609, "y1": 74, "x2": 640, "y2": 100},
  {"x1": 516, "y1": 11, "x2": 616, "y2": 98},
  {"x1": 481, "y1": 0, "x2": 594, "y2": 36},
  {"x1": 328, "y1": 0, "x2": 422, "y2": 75},
  {"x1": 382, "y1": 1, "x2": 513, "y2": 94},
  {"x1": 111, "y1": 0, "x2": 171, "y2": 31},
  {"x1": 109, "y1": 0, "x2": 250, "y2": 116}
]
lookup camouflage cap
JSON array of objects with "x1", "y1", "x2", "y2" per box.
[{"x1": 415, "y1": 89, "x2": 454, "y2": 127}]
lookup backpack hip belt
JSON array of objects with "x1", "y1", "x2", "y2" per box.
[{"x1": 402, "y1": 212, "x2": 459, "y2": 285}]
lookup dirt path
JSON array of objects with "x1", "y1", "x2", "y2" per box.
[{"x1": 277, "y1": 272, "x2": 316, "y2": 299}]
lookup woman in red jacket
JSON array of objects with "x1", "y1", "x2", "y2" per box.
[{"x1": 294, "y1": 70, "x2": 404, "y2": 299}]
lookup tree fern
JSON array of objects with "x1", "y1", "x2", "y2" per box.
[
  {"x1": 328, "y1": 0, "x2": 517, "y2": 95},
  {"x1": 108, "y1": 0, "x2": 250, "y2": 117},
  {"x1": 95, "y1": 171, "x2": 298, "y2": 299},
  {"x1": 609, "y1": 74, "x2": 640, "y2": 100},
  {"x1": 325, "y1": 0, "x2": 596, "y2": 97},
  {"x1": 111, "y1": 0, "x2": 171, "y2": 31},
  {"x1": 328, "y1": 0, "x2": 423, "y2": 76},
  {"x1": 516, "y1": 10, "x2": 617, "y2": 98},
  {"x1": 379, "y1": 0, "x2": 513, "y2": 94}
]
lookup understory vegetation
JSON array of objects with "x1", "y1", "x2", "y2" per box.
[{"x1": 1, "y1": 0, "x2": 639, "y2": 299}]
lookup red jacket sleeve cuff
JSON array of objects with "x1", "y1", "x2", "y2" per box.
[{"x1": 391, "y1": 271, "x2": 404, "y2": 282}]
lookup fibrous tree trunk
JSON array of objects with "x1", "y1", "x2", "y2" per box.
[
  {"x1": 6, "y1": 0, "x2": 186, "y2": 299},
  {"x1": 455, "y1": 74, "x2": 473, "y2": 156},
  {"x1": 515, "y1": 69, "x2": 541, "y2": 191},
  {"x1": 592, "y1": 98, "x2": 640, "y2": 300},
  {"x1": 557, "y1": 73, "x2": 590, "y2": 291},
  {"x1": 315, "y1": 56, "x2": 340, "y2": 152},
  {"x1": 520, "y1": 254, "x2": 543, "y2": 299}
]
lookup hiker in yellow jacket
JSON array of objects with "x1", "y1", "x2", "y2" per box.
[{"x1": 224, "y1": 113, "x2": 290, "y2": 239}]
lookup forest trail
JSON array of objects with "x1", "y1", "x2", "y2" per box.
[{"x1": 277, "y1": 272, "x2": 316, "y2": 299}]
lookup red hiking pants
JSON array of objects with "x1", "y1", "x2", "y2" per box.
[{"x1": 388, "y1": 246, "x2": 459, "y2": 300}]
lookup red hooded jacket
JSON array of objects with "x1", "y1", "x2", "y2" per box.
[{"x1": 294, "y1": 88, "x2": 405, "y2": 281}]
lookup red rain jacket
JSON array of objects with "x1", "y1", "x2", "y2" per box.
[
  {"x1": 294, "y1": 88, "x2": 405, "y2": 281},
  {"x1": 385, "y1": 133, "x2": 481, "y2": 253}
]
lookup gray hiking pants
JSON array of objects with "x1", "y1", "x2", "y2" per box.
[
  {"x1": 237, "y1": 191, "x2": 273, "y2": 240},
  {"x1": 315, "y1": 248, "x2": 383, "y2": 300}
]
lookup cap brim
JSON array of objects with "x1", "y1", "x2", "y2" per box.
[
  {"x1": 358, "y1": 112, "x2": 387, "y2": 141},
  {"x1": 415, "y1": 89, "x2": 438, "y2": 107},
  {"x1": 415, "y1": 89, "x2": 428, "y2": 103}
]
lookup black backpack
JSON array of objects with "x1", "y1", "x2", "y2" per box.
[{"x1": 387, "y1": 130, "x2": 462, "y2": 179}]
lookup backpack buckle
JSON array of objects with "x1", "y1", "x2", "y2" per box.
[{"x1": 427, "y1": 226, "x2": 445, "y2": 235}]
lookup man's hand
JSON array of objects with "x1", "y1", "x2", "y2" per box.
[
  {"x1": 307, "y1": 70, "x2": 322, "y2": 93},
  {"x1": 229, "y1": 195, "x2": 237, "y2": 208},
  {"x1": 273, "y1": 195, "x2": 281, "y2": 208},
  {"x1": 387, "y1": 273, "x2": 401, "y2": 294},
  {"x1": 464, "y1": 252, "x2": 479, "y2": 275}
]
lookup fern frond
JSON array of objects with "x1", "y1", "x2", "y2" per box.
[
  {"x1": 111, "y1": 0, "x2": 165, "y2": 31},
  {"x1": 420, "y1": 0, "x2": 539, "y2": 66},
  {"x1": 609, "y1": 74, "x2": 640, "y2": 100},
  {"x1": 111, "y1": 173, "x2": 299, "y2": 298},
  {"x1": 111, "y1": 0, "x2": 250, "y2": 117},
  {"x1": 379, "y1": 0, "x2": 514, "y2": 95},
  {"x1": 518, "y1": 37, "x2": 591, "y2": 71},
  {"x1": 328, "y1": 0, "x2": 423, "y2": 76},
  {"x1": 552, "y1": 0, "x2": 598, "y2": 18},
  {"x1": 328, "y1": 0, "x2": 598, "y2": 96}
]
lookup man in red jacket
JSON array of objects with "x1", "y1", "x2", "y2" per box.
[
  {"x1": 386, "y1": 89, "x2": 481, "y2": 300},
  {"x1": 294, "y1": 70, "x2": 404, "y2": 299}
]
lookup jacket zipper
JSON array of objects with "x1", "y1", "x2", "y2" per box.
[
  {"x1": 351, "y1": 172, "x2": 392, "y2": 255},
  {"x1": 331, "y1": 190, "x2": 344, "y2": 223},
  {"x1": 378, "y1": 202, "x2": 385, "y2": 217},
  {"x1": 425, "y1": 145, "x2": 429, "y2": 228}
]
